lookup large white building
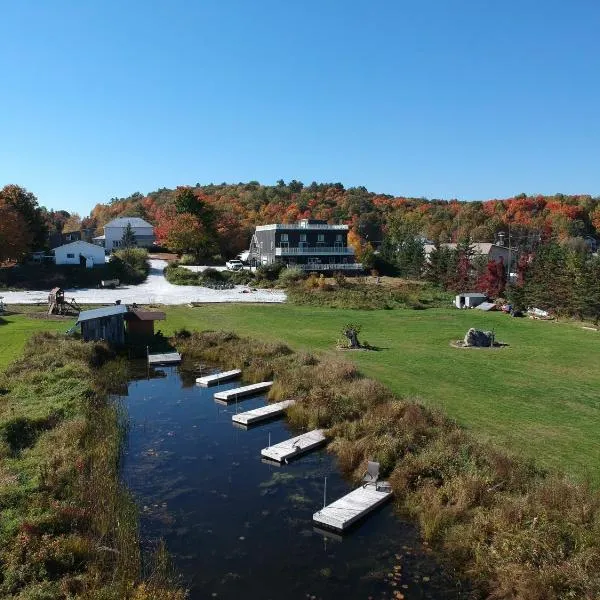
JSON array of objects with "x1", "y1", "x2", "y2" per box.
[
  {"x1": 54, "y1": 241, "x2": 106, "y2": 267},
  {"x1": 93, "y1": 217, "x2": 155, "y2": 252}
]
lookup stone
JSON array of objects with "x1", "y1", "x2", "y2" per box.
[{"x1": 463, "y1": 328, "x2": 494, "y2": 347}]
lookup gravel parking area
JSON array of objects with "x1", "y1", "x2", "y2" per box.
[{"x1": 0, "y1": 260, "x2": 285, "y2": 305}]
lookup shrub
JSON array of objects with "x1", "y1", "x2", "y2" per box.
[
  {"x1": 109, "y1": 248, "x2": 150, "y2": 284},
  {"x1": 256, "y1": 262, "x2": 284, "y2": 281},
  {"x1": 277, "y1": 266, "x2": 305, "y2": 286},
  {"x1": 163, "y1": 264, "x2": 199, "y2": 285},
  {"x1": 178, "y1": 253, "x2": 197, "y2": 265}
]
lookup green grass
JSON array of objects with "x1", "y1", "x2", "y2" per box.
[
  {"x1": 160, "y1": 305, "x2": 600, "y2": 482},
  {"x1": 3, "y1": 304, "x2": 599, "y2": 483},
  {"x1": 0, "y1": 313, "x2": 73, "y2": 371}
]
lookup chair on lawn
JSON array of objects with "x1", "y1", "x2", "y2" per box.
[{"x1": 362, "y1": 461, "x2": 380, "y2": 490}]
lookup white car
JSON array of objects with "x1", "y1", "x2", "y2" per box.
[{"x1": 225, "y1": 259, "x2": 244, "y2": 271}]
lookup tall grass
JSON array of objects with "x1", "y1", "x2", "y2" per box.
[
  {"x1": 0, "y1": 333, "x2": 184, "y2": 599},
  {"x1": 174, "y1": 329, "x2": 600, "y2": 599}
]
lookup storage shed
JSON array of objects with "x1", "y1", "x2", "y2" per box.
[
  {"x1": 76, "y1": 305, "x2": 128, "y2": 344},
  {"x1": 455, "y1": 293, "x2": 487, "y2": 309},
  {"x1": 125, "y1": 309, "x2": 166, "y2": 337}
]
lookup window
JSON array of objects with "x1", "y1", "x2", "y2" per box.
[
  {"x1": 67, "y1": 253, "x2": 75, "y2": 258},
  {"x1": 281, "y1": 234, "x2": 288, "y2": 242},
  {"x1": 299, "y1": 234, "x2": 306, "y2": 242},
  {"x1": 317, "y1": 234, "x2": 325, "y2": 242},
  {"x1": 336, "y1": 234, "x2": 342, "y2": 242}
]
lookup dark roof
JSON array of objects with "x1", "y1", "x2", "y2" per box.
[
  {"x1": 76, "y1": 305, "x2": 128, "y2": 324},
  {"x1": 125, "y1": 310, "x2": 166, "y2": 321},
  {"x1": 104, "y1": 217, "x2": 153, "y2": 229}
]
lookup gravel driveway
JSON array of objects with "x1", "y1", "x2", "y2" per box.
[{"x1": 0, "y1": 260, "x2": 286, "y2": 305}]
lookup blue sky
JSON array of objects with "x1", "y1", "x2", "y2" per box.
[{"x1": 1, "y1": 1, "x2": 599, "y2": 215}]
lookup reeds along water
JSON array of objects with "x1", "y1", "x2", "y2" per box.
[{"x1": 174, "y1": 329, "x2": 600, "y2": 599}]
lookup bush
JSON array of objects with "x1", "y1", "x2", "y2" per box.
[
  {"x1": 256, "y1": 262, "x2": 284, "y2": 281},
  {"x1": 109, "y1": 248, "x2": 150, "y2": 284},
  {"x1": 163, "y1": 264, "x2": 200, "y2": 285},
  {"x1": 277, "y1": 266, "x2": 306, "y2": 286},
  {"x1": 178, "y1": 253, "x2": 197, "y2": 265}
]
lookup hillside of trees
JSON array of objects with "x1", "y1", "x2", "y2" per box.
[{"x1": 82, "y1": 181, "x2": 600, "y2": 261}]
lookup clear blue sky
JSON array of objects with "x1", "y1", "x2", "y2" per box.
[{"x1": 1, "y1": 1, "x2": 599, "y2": 215}]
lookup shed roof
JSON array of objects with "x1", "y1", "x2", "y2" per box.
[
  {"x1": 457, "y1": 292, "x2": 487, "y2": 298},
  {"x1": 76, "y1": 305, "x2": 128, "y2": 324},
  {"x1": 104, "y1": 217, "x2": 153, "y2": 229},
  {"x1": 125, "y1": 310, "x2": 166, "y2": 321}
]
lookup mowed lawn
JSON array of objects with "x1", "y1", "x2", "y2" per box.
[
  {"x1": 0, "y1": 313, "x2": 73, "y2": 371},
  {"x1": 2, "y1": 305, "x2": 598, "y2": 483},
  {"x1": 160, "y1": 305, "x2": 600, "y2": 483}
]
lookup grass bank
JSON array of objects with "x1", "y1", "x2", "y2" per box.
[
  {"x1": 161, "y1": 304, "x2": 600, "y2": 483},
  {"x1": 174, "y1": 330, "x2": 600, "y2": 599},
  {"x1": 0, "y1": 333, "x2": 183, "y2": 599}
]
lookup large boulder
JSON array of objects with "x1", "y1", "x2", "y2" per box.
[{"x1": 464, "y1": 328, "x2": 494, "y2": 347}]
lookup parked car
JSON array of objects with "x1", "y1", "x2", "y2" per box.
[{"x1": 225, "y1": 259, "x2": 244, "y2": 271}]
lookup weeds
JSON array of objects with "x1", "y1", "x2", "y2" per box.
[
  {"x1": 0, "y1": 333, "x2": 184, "y2": 599},
  {"x1": 174, "y1": 329, "x2": 600, "y2": 599}
]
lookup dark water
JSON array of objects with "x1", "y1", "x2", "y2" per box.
[{"x1": 120, "y1": 363, "x2": 465, "y2": 600}]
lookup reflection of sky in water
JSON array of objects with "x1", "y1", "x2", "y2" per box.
[{"x1": 120, "y1": 363, "x2": 464, "y2": 600}]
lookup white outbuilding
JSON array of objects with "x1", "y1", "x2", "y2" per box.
[
  {"x1": 455, "y1": 292, "x2": 487, "y2": 309},
  {"x1": 54, "y1": 241, "x2": 106, "y2": 268}
]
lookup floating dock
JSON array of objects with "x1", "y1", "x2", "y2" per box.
[
  {"x1": 147, "y1": 352, "x2": 182, "y2": 365},
  {"x1": 312, "y1": 485, "x2": 393, "y2": 532},
  {"x1": 232, "y1": 400, "x2": 295, "y2": 426},
  {"x1": 214, "y1": 381, "x2": 273, "y2": 403},
  {"x1": 196, "y1": 369, "x2": 241, "y2": 386},
  {"x1": 261, "y1": 429, "x2": 326, "y2": 463}
]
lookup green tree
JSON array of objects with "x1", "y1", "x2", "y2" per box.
[{"x1": 121, "y1": 222, "x2": 136, "y2": 248}]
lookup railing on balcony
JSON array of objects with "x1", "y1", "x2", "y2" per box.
[
  {"x1": 295, "y1": 263, "x2": 363, "y2": 271},
  {"x1": 275, "y1": 246, "x2": 354, "y2": 255}
]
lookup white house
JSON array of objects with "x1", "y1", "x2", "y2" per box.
[
  {"x1": 54, "y1": 241, "x2": 106, "y2": 268},
  {"x1": 93, "y1": 217, "x2": 155, "y2": 252}
]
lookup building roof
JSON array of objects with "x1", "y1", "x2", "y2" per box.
[
  {"x1": 124, "y1": 310, "x2": 166, "y2": 321},
  {"x1": 53, "y1": 240, "x2": 105, "y2": 252},
  {"x1": 104, "y1": 217, "x2": 153, "y2": 229},
  {"x1": 256, "y1": 222, "x2": 348, "y2": 231},
  {"x1": 457, "y1": 292, "x2": 487, "y2": 298},
  {"x1": 93, "y1": 234, "x2": 106, "y2": 240},
  {"x1": 76, "y1": 305, "x2": 128, "y2": 324},
  {"x1": 424, "y1": 242, "x2": 507, "y2": 255}
]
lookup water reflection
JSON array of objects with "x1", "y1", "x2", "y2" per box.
[{"x1": 120, "y1": 362, "x2": 465, "y2": 599}]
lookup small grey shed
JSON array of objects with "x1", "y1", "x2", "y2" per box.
[{"x1": 76, "y1": 305, "x2": 128, "y2": 344}]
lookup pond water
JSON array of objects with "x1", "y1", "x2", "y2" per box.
[{"x1": 120, "y1": 362, "x2": 465, "y2": 600}]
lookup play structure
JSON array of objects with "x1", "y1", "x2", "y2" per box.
[{"x1": 48, "y1": 287, "x2": 81, "y2": 315}]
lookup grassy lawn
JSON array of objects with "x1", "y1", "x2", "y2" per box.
[
  {"x1": 160, "y1": 305, "x2": 600, "y2": 482},
  {"x1": 2, "y1": 304, "x2": 598, "y2": 483},
  {"x1": 0, "y1": 313, "x2": 74, "y2": 371}
]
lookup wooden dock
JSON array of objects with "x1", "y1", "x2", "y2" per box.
[
  {"x1": 231, "y1": 400, "x2": 295, "y2": 426},
  {"x1": 312, "y1": 485, "x2": 393, "y2": 532},
  {"x1": 261, "y1": 429, "x2": 326, "y2": 463},
  {"x1": 196, "y1": 369, "x2": 241, "y2": 386},
  {"x1": 147, "y1": 352, "x2": 182, "y2": 365},
  {"x1": 214, "y1": 381, "x2": 272, "y2": 403}
]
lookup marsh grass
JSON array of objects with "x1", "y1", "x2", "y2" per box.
[
  {"x1": 0, "y1": 332, "x2": 184, "y2": 599},
  {"x1": 175, "y1": 329, "x2": 600, "y2": 599}
]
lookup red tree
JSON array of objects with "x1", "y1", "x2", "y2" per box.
[{"x1": 476, "y1": 258, "x2": 506, "y2": 298}]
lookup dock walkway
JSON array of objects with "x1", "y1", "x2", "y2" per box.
[
  {"x1": 232, "y1": 400, "x2": 295, "y2": 426},
  {"x1": 148, "y1": 352, "x2": 181, "y2": 365},
  {"x1": 214, "y1": 381, "x2": 272, "y2": 403},
  {"x1": 313, "y1": 485, "x2": 393, "y2": 532},
  {"x1": 261, "y1": 429, "x2": 326, "y2": 463},
  {"x1": 196, "y1": 369, "x2": 241, "y2": 386}
]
